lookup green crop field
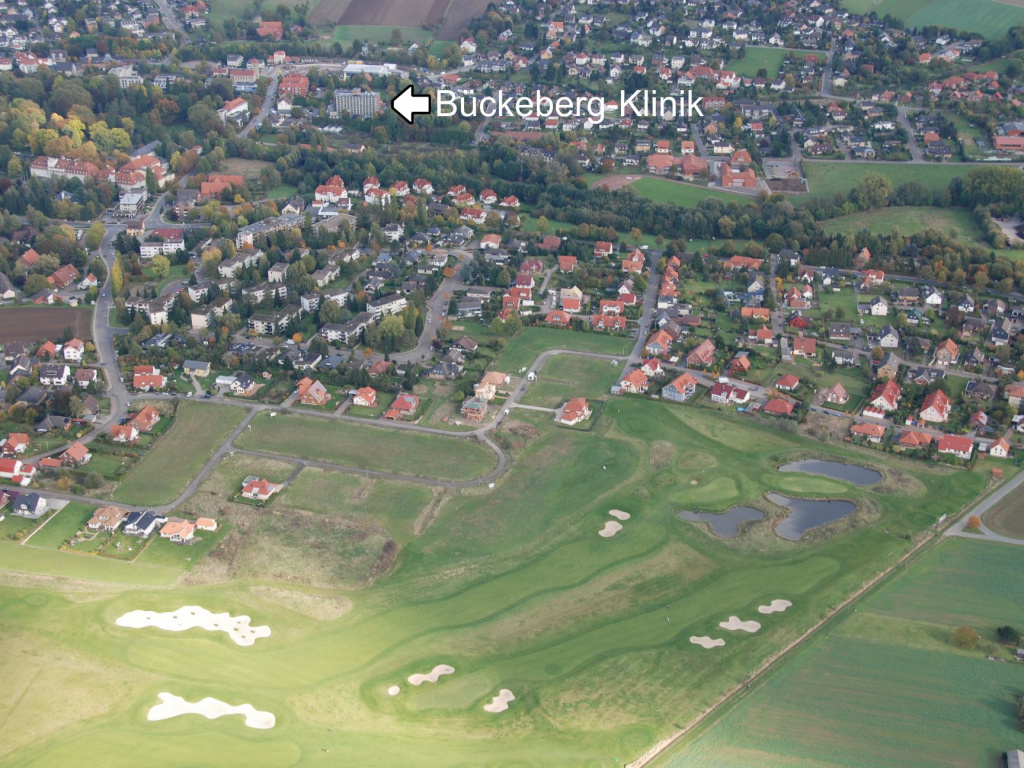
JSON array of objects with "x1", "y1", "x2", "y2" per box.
[
  {"x1": 112, "y1": 403, "x2": 246, "y2": 506},
  {"x1": 234, "y1": 411, "x2": 498, "y2": 481},
  {"x1": 841, "y1": 0, "x2": 1024, "y2": 40},
  {"x1": 803, "y1": 162, "x2": 967, "y2": 198},
  {"x1": 631, "y1": 177, "x2": 756, "y2": 207},
  {"x1": 658, "y1": 537, "x2": 1024, "y2": 767},
  {"x1": 331, "y1": 25, "x2": 434, "y2": 45},
  {"x1": 0, "y1": 396, "x2": 994, "y2": 767}
]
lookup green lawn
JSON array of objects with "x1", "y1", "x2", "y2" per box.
[
  {"x1": 803, "y1": 162, "x2": 967, "y2": 198},
  {"x1": 659, "y1": 536, "x2": 1024, "y2": 767},
  {"x1": 23, "y1": 502, "x2": 97, "y2": 550},
  {"x1": 520, "y1": 354, "x2": 624, "y2": 408},
  {"x1": 265, "y1": 184, "x2": 297, "y2": 200},
  {"x1": 729, "y1": 47, "x2": 787, "y2": 78},
  {"x1": 631, "y1": 177, "x2": 756, "y2": 207},
  {"x1": 841, "y1": 0, "x2": 1024, "y2": 39},
  {"x1": 234, "y1": 411, "x2": 498, "y2": 481},
  {"x1": 111, "y1": 402, "x2": 246, "y2": 506},
  {"x1": 0, "y1": 400, "x2": 998, "y2": 767},
  {"x1": 492, "y1": 327, "x2": 631, "y2": 372}
]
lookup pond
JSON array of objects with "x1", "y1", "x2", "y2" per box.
[
  {"x1": 778, "y1": 459, "x2": 881, "y2": 486},
  {"x1": 677, "y1": 507, "x2": 765, "y2": 538},
  {"x1": 767, "y1": 492, "x2": 858, "y2": 541}
]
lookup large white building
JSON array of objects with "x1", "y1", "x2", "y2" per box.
[{"x1": 333, "y1": 89, "x2": 382, "y2": 118}]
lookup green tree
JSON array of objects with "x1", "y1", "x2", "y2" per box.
[
  {"x1": 997, "y1": 626, "x2": 1020, "y2": 645},
  {"x1": 150, "y1": 254, "x2": 170, "y2": 279},
  {"x1": 84, "y1": 221, "x2": 106, "y2": 251},
  {"x1": 851, "y1": 173, "x2": 894, "y2": 210},
  {"x1": 952, "y1": 625, "x2": 979, "y2": 650},
  {"x1": 111, "y1": 257, "x2": 124, "y2": 296}
]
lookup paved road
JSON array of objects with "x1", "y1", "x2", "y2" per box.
[
  {"x1": 897, "y1": 107, "x2": 923, "y2": 162},
  {"x1": 240, "y1": 69, "x2": 281, "y2": 138},
  {"x1": 944, "y1": 469, "x2": 1024, "y2": 547},
  {"x1": 153, "y1": 0, "x2": 190, "y2": 44},
  {"x1": 389, "y1": 250, "x2": 471, "y2": 365}
]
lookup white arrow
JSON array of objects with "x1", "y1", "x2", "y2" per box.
[{"x1": 391, "y1": 85, "x2": 432, "y2": 125}]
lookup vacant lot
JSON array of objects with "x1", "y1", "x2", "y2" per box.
[
  {"x1": 803, "y1": 161, "x2": 967, "y2": 198},
  {"x1": 235, "y1": 411, "x2": 497, "y2": 481},
  {"x1": 0, "y1": 307, "x2": 92, "y2": 343},
  {"x1": 520, "y1": 354, "x2": 623, "y2": 408},
  {"x1": 219, "y1": 157, "x2": 272, "y2": 180},
  {"x1": 111, "y1": 402, "x2": 246, "y2": 506},
  {"x1": 660, "y1": 537, "x2": 1024, "y2": 768},
  {"x1": 842, "y1": 0, "x2": 1024, "y2": 39}
]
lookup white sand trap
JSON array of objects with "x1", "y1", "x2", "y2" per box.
[
  {"x1": 484, "y1": 689, "x2": 516, "y2": 713},
  {"x1": 608, "y1": 509, "x2": 631, "y2": 521},
  {"x1": 719, "y1": 616, "x2": 762, "y2": 633},
  {"x1": 147, "y1": 692, "x2": 275, "y2": 729},
  {"x1": 599, "y1": 521, "x2": 623, "y2": 538},
  {"x1": 758, "y1": 599, "x2": 793, "y2": 615},
  {"x1": 408, "y1": 664, "x2": 455, "y2": 685},
  {"x1": 116, "y1": 606, "x2": 271, "y2": 647},
  {"x1": 690, "y1": 636, "x2": 726, "y2": 649},
  {"x1": 387, "y1": 685, "x2": 401, "y2": 696},
  {"x1": 690, "y1": 480, "x2": 699, "y2": 485}
]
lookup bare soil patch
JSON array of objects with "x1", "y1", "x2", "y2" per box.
[
  {"x1": 649, "y1": 440, "x2": 676, "y2": 469},
  {"x1": 0, "y1": 307, "x2": 93, "y2": 343},
  {"x1": 335, "y1": 0, "x2": 448, "y2": 28},
  {"x1": 592, "y1": 174, "x2": 642, "y2": 191},
  {"x1": 437, "y1": 0, "x2": 490, "y2": 39},
  {"x1": 220, "y1": 158, "x2": 272, "y2": 180},
  {"x1": 766, "y1": 178, "x2": 808, "y2": 193}
]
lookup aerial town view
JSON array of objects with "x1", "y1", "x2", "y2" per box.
[{"x1": 3, "y1": 0, "x2": 1024, "y2": 765}]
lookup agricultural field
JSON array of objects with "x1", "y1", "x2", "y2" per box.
[
  {"x1": 841, "y1": 0, "x2": 1024, "y2": 40},
  {"x1": 803, "y1": 161, "x2": 967, "y2": 198},
  {"x1": 985, "y1": 489, "x2": 1024, "y2": 539},
  {"x1": 111, "y1": 402, "x2": 246, "y2": 506},
  {"x1": 0, "y1": 307, "x2": 93, "y2": 343},
  {"x1": 329, "y1": 24, "x2": 434, "y2": 45},
  {"x1": 659, "y1": 537, "x2": 1024, "y2": 768},
  {"x1": 0, "y1": 398, "x2": 995, "y2": 767},
  {"x1": 233, "y1": 410, "x2": 498, "y2": 481}
]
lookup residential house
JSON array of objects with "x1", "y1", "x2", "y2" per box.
[
  {"x1": 662, "y1": 373, "x2": 698, "y2": 402},
  {"x1": 241, "y1": 477, "x2": 280, "y2": 501},
  {"x1": 558, "y1": 398, "x2": 592, "y2": 426}
]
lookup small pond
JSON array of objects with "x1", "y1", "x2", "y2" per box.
[
  {"x1": 677, "y1": 507, "x2": 765, "y2": 538},
  {"x1": 767, "y1": 492, "x2": 858, "y2": 541},
  {"x1": 778, "y1": 460, "x2": 881, "y2": 487}
]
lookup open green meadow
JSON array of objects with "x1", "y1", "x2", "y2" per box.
[
  {"x1": 803, "y1": 162, "x2": 967, "y2": 198},
  {"x1": 111, "y1": 402, "x2": 246, "y2": 506},
  {"x1": 658, "y1": 537, "x2": 1024, "y2": 767},
  {"x1": 234, "y1": 410, "x2": 498, "y2": 481},
  {"x1": 729, "y1": 47, "x2": 787, "y2": 78},
  {"x1": 330, "y1": 25, "x2": 433, "y2": 45},
  {"x1": 492, "y1": 326, "x2": 630, "y2": 372},
  {"x1": 820, "y1": 206, "x2": 986, "y2": 243},
  {"x1": 519, "y1": 354, "x2": 624, "y2": 408},
  {"x1": 631, "y1": 177, "x2": 756, "y2": 207},
  {"x1": 0, "y1": 394, "x2": 996, "y2": 767},
  {"x1": 841, "y1": 0, "x2": 1024, "y2": 40}
]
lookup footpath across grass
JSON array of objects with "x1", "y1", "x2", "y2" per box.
[
  {"x1": 112, "y1": 402, "x2": 246, "y2": 506},
  {"x1": 234, "y1": 411, "x2": 498, "y2": 481}
]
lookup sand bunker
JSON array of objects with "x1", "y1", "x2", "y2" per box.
[
  {"x1": 147, "y1": 692, "x2": 275, "y2": 729},
  {"x1": 690, "y1": 480, "x2": 698, "y2": 485},
  {"x1": 408, "y1": 664, "x2": 455, "y2": 685},
  {"x1": 387, "y1": 685, "x2": 401, "y2": 696},
  {"x1": 690, "y1": 636, "x2": 726, "y2": 649},
  {"x1": 116, "y1": 606, "x2": 271, "y2": 647},
  {"x1": 719, "y1": 616, "x2": 761, "y2": 633},
  {"x1": 484, "y1": 689, "x2": 516, "y2": 713},
  {"x1": 599, "y1": 521, "x2": 623, "y2": 538},
  {"x1": 608, "y1": 509, "x2": 631, "y2": 521},
  {"x1": 758, "y1": 599, "x2": 793, "y2": 615}
]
